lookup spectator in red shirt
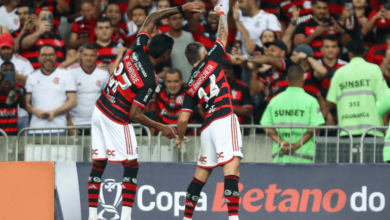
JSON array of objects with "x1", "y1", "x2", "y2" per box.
[
  {"x1": 363, "y1": 2, "x2": 390, "y2": 45},
  {"x1": 0, "y1": 61, "x2": 26, "y2": 135},
  {"x1": 69, "y1": 0, "x2": 101, "y2": 49},
  {"x1": 366, "y1": 34, "x2": 390, "y2": 66},
  {"x1": 294, "y1": 0, "x2": 352, "y2": 59},
  {"x1": 127, "y1": 6, "x2": 148, "y2": 46}
]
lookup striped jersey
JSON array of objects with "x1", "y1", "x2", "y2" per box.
[
  {"x1": 230, "y1": 78, "x2": 253, "y2": 124},
  {"x1": 96, "y1": 31, "x2": 158, "y2": 125},
  {"x1": 182, "y1": 40, "x2": 234, "y2": 131},
  {"x1": 0, "y1": 82, "x2": 24, "y2": 135},
  {"x1": 280, "y1": 0, "x2": 313, "y2": 23},
  {"x1": 20, "y1": 33, "x2": 65, "y2": 69},
  {"x1": 71, "y1": 16, "x2": 95, "y2": 39},
  {"x1": 95, "y1": 41, "x2": 122, "y2": 65},
  {"x1": 156, "y1": 84, "x2": 186, "y2": 124}
]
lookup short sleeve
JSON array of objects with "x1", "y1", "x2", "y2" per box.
[
  {"x1": 374, "y1": 66, "x2": 389, "y2": 101},
  {"x1": 182, "y1": 93, "x2": 197, "y2": 113},
  {"x1": 207, "y1": 40, "x2": 226, "y2": 63},
  {"x1": 21, "y1": 60, "x2": 34, "y2": 76},
  {"x1": 309, "y1": 99, "x2": 325, "y2": 126},
  {"x1": 326, "y1": 72, "x2": 338, "y2": 104},
  {"x1": 294, "y1": 23, "x2": 306, "y2": 37},
  {"x1": 65, "y1": 71, "x2": 77, "y2": 92},
  {"x1": 26, "y1": 75, "x2": 32, "y2": 93},
  {"x1": 242, "y1": 86, "x2": 254, "y2": 108},
  {"x1": 133, "y1": 84, "x2": 157, "y2": 108},
  {"x1": 376, "y1": 90, "x2": 390, "y2": 116},
  {"x1": 71, "y1": 21, "x2": 78, "y2": 33},
  {"x1": 260, "y1": 102, "x2": 273, "y2": 125},
  {"x1": 130, "y1": 31, "x2": 150, "y2": 51},
  {"x1": 267, "y1": 14, "x2": 282, "y2": 33}
]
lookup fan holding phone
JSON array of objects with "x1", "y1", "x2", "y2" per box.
[{"x1": 0, "y1": 61, "x2": 26, "y2": 135}]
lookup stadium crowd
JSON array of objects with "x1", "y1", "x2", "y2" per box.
[{"x1": 0, "y1": 0, "x2": 389, "y2": 138}]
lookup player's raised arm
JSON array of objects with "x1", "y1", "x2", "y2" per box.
[
  {"x1": 139, "y1": 2, "x2": 203, "y2": 35},
  {"x1": 214, "y1": 4, "x2": 228, "y2": 47}
]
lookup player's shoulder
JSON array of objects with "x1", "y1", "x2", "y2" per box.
[{"x1": 14, "y1": 54, "x2": 29, "y2": 62}]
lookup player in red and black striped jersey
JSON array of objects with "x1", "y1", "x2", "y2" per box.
[
  {"x1": 93, "y1": 17, "x2": 123, "y2": 67},
  {"x1": 176, "y1": 5, "x2": 243, "y2": 220},
  {"x1": 88, "y1": 3, "x2": 203, "y2": 220},
  {"x1": 20, "y1": 9, "x2": 66, "y2": 69},
  {"x1": 294, "y1": 0, "x2": 352, "y2": 59},
  {"x1": 0, "y1": 61, "x2": 26, "y2": 135}
]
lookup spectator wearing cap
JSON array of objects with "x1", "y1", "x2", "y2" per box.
[
  {"x1": 327, "y1": 40, "x2": 389, "y2": 138},
  {"x1": 294, "y1": 0, "x2": 352, "y2": 59},
  {"x1": 0, "y1": 0, "x2": 20, "y2": 32},
  {"x1": 0, "y1": 33, "x2": 34, "y2": 131},
  {"x1": 290, "y1": 44, "x2": 328, "y2": 116},
  {"x1": 20, "y1": 9, "x2": 66, "y2": 69},
  {"x1": 367, "y1": 34, "x2": 390, "y2": 67},
  {"x1": 166, "y1": 13, "x2": 194, "y2": 83},
  {"x1": 222, "y1": 56, "x2": 253, "y2": 136}
]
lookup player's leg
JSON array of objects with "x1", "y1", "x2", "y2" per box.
[
  {"x1": 120, "y1": 158, "x2": 139, "y2": 220},
  {"x1": 89, "y1": 107, "x2": 108, "y2": 220},
  {"x1": 215, "y1": 114, "x2": 243, "y2": 220},
  {"x1": 183, "y1": 126, "x2": 217, "y2": 220}
]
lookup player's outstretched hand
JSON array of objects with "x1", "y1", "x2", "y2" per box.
[
  {"x1": 161, "y1": 125, "x2": 177, "y2": 139},
  {"x1": 175, "y1": 136, "x2": 188, "y2": 149},
  {"x1": 182, "y1": 2, "x2": 203, "y2": 14}
]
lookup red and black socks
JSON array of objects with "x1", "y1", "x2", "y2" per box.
[
  {"x1": 224, "y1": 175, "x2": 240, "y2": 220},
  {"x1": 88, "y1": 162, "x2": 107, "y2": 207},
  {"x1": 121, "y1": 160, "x2": 139, "y2": 220},
  {"x1": 183, "y1": 177, "x2": 205, "y2": 220}
]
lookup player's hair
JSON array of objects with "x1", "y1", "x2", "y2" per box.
[
  {"x1": 81, "y1": 43, "x2": 98, "y2": 52},
  {"x1": 347, "y1": 40, "x2": 365, "y2": 57},
  {"x1": 148, "y1": 34, "x2": 174, "y2": 59},
  {"x1": 1, "y1": 61, "x2": 14, "y2": 69},
  {"x1": 312, "y1": 0, "x2": 328, "y2": 5},
  {"x1": 39, "y1": 44, "x2": 56, "y2": 55},
  {"x1": 322, "y1": 34, "x2": 338, "y2": 44},
  {"x1": 95, "y1": 17, "x2": 112, "y2": 27},
  {"x1": 185, "y1": 42, "x2": 204, "y2": 65},
  {"x1": 81, "y1": 0, "x2": 94, "y2": 5},
  {"x1": 166, "y1": 68, "x2": 183, "y2": 80},
  {"x1": 287, "y1": 65, "x2": 304, "y2": 83},
  {"x1": 132, "y1": 6, "x2": 149, "y2": 16}
]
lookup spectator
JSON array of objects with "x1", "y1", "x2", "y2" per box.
[
  {"x1": 294, "y1": 0, "x2": 352, "y2": 59},
  {"x1": 166, "y1": 13, "x2": 194, "y2": 82},
  {"x1": 348, "y1": 0, "x2": 375, "y2": 46},
  {"x1": 0, "y1": 33, "x2": 33, "y2": 131},
  {"x1": 69, "y1": 0, "x2": 101, "y2": 49},
  {"x1": 101, "y1": 0, "x2": 132, "y2": 33},
  {"x1": 127, "y1": 6, "x2": 148, "y2": 46},
  {"x1": 94, "y1": 17, "x2": 123, "y2": 67},
  {"x1": 20, "y1": 9, "x2": 66, "y2": 69},
  {"x1": 126, "y1": 0, "x2": 157, "y2": 36},
  {"x1": 0, "y1": 0, "x2": 21, "y2": 32},
  {"x1": 155, "y1": 68, "x2": 186, "y2": 125},
  {"x1": 327, "y1": 40, "x2": 388, "y2": 137},
  {"x1": 156, "y1": 0, "x2": 171, "y2": 33},
  {"x1": 0, "y1": 61, "x2": 26, "y2": 135},
  {"x1": 236, "y1": 0, "x2": 281, "y2": 56},
  {"x1": 366, "y1": 33, "x2": 390, "y2": 66},
  {"x1": 67, "y1": 43, "x2": 109, "y2": 136},
  {"x1": 318, "y1": 34, "x2": 348, "y2": 125},
  {"x1": 59, "y1": 48, "x2": 81, "y2": 68},
  {"x1": 25, "y1": 45, "x2": 77, "y2": 135},
  {"x1": 222, "y1": 56, "x2": 253, "y2": 135},
  {"x1": 31, "y1": 0, "x2": 70, "y2": 33},
  {"x1": 279, "y1": 0, "x2": 313, "y2": 30},
  {"x1": 13, "y1": 2, "x2": 35, "y2": 53},
  {"x1": 260, "y1": 65, "x2": 325, "y2": 163},
  {"x1": 363, "y1": 2, "x2": 390, "y2": 45}
]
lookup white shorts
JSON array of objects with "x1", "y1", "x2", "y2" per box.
[
  {"x1": 197, "y1": 114, "x2": 243, "y2": 168},
  {"x1": 91, "y1": 106, "x2": 138, "y2": 163}
]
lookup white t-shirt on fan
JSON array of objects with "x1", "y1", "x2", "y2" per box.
[{"x1": 0, "y1": 6, "x2": 20, "y2": 31}]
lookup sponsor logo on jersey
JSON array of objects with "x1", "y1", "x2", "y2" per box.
[
  {"x1": 53, "y1": 77, "x2": 60, "y2": 85},
  {"x1": 176, "y1": 95, "x2": 184, "y2": 105},
  {"x1": 208, "y1": 105, "x2": 216, "y2": 114},
  {"x1": 134, "y1": 62, "x2": 147, "y2": 77},
  {"x1": 131, "y1": 52, "x2": 139, "y2": 62},
  {"x1": 96, "y1": 80, "x2": 102, "y2": 87},
  {"x1": 123, "y1": 177, "x2": 131, "y2": 182},
  {"x1": 188, "y1": 61, "x2": 218, "y2": 96},
  {"x1": 88, "y1": 184, "x2": 97, "y2": 189},
  {"x1": 143, "y1": 88, "x2": 153, "y2": 102},
  {"x1": 303, "y1": 1, "x2": 311, "y2": 9}
]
